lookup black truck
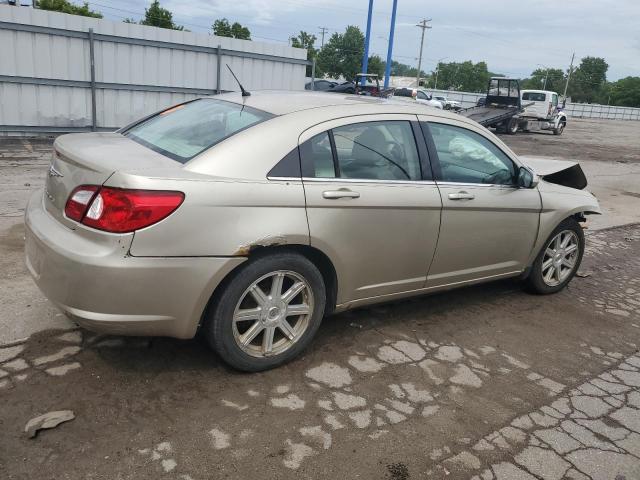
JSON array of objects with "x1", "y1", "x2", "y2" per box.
[{"x1": 459, "y1": 77, "x2": 523, "y2": 134}]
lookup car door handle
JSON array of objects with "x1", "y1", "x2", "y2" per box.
[
  {"x1": 448, "y1": 191, "x2": 475, "y2": 200},
  {"x1": 322, "y1": 189, "x2": 360, "y2": 199}
]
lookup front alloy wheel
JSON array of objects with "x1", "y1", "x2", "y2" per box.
[
  {"x1": 541, "y1": 230, "x2": 579, "y2": 287},
  {"x1": 525, "y1": 217, "x2": 584, "y2": 294}
]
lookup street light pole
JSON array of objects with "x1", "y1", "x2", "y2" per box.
[
  {"x1": 433, "y1": 57, "x2": 447, "y2": 90},
  {"x1": 415, "y1": 19, "x2": 432, "y2": 88},
  {"x1": 383, "y1": 0, "x2": 398, "y2": 90},
  {"x1": 360, "y1": 0, "x2": 374, "y2": 87}
]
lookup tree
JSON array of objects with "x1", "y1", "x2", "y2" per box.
[
  {"x1": 429, "y1": 61, "x2": 490, "y2": 92},
  {"x1": 367, "y1": 55, "x2": 385, "y2": 78},
  {"x1": 521, "y1": 68, "x2": 565, "y2": 93},
  {"x1": 608, "y1": 76, "x2": 640, "y2": 107},
  {"x1": 37, "y1": 0, "x2": 102, "y2": 18},
  {"x1": 213, "y1": 18, "x2": 251, "y2": 40},
  {"x1": 290, "y1": 31, "x2": 317, "y2": 77},
  {"x1": 568, "y1": 56, "x2": 608, "y2": 103},
  {"x1": 316, "y1": 26, "x2": 364, "y2": 81},
  {"x1": 140, "y1": 1, "x2": 183, "y2": 30}
]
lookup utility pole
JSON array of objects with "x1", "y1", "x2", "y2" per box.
[
  {"x1": 319, "y1": 27, "x2": 328, "y2": 48},
  {"x1": 360, "y1": 0, "x2": 374, "y2": 87},
  {"x1": 563, "y1": 52, "x2": 575, "y2": 99},
  {"x1": 415, "y1": 19, "x2": 432, "y2": 88}
]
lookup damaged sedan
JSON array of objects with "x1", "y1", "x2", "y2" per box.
[{"x1": 25, "y1": 91, "x2": 600, "y2": 371}]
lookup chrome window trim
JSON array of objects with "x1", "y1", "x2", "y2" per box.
[
  {"x1": 266, "y1": 176, "x2": 303, "y2": 182},
  {"x1": 436, "y1": 181, "x2": 519, "y2": 189},
  {"x1": 301, "y1": 177, "x2": 436, "y2": 186}
]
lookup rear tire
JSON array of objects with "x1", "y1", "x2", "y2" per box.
[
  {"x1": 525, "y1": 218, "x2": 584, "y2": 294},
  {"x1": 507, "y1": 117, "x2": 519, "y2": 134},
  {"x1": 203, "y1": 252, "x2": 326, "y2": 372}
]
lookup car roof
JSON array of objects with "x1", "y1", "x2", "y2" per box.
[
  {"x1": 210, "y1": 90, "x2": 464, "y2": 119},
  {"x1": 521, "y1": 89, "x2": 555, "y2": 94}
]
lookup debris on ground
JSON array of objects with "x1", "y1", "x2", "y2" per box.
[
  {"x1": 575, "y1": 270, "x2": 593, "y2": 278},
  {"x1": 24, "y1": 410, "x2": 75, "y2": 438}
]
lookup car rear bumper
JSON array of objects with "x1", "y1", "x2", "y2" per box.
[{"x1": 24, "y1": 190, "x2": 245, "y2": 339}]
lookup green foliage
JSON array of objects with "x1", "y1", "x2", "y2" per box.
[
  {"x1": 140, "y1": 1, "x2": 183, "y2": 30},
  {"x1": 607, "y1": 76, "x2": 640, "y2": 107},
  {"x1": 389, "y1": 61, "x2": 426, "y2": 79},
  {"x1": 430, "y1": 61, "x2": 490, "y2": 92},
  {"x1": 316, "y1": 26, "x2": 364, "y2": 82},
  {"x1": 568, "y1": 56, "x2": 609, "y2": 103},
  {"x1": 367, "y1": 55, "x2": 385, "y2": 78},
  {"x1": 37, "y1": 0, "x2": 102, "y2": 18},
  {"x1": 213, "y1": 18, "x2": 251, "y2": 40},
  {"x1": 290, "y1": 31, "x2": 317, "y2": 76},
  {"x1": 521, "y1": 68, "x2": 565, "y2": 93}
]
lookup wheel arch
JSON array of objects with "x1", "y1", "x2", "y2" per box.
[{"x1": 198, "y1": 244, "x2": 339, "y2": 334}]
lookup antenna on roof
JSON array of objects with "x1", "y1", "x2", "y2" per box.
[{"x1": 226, "y1": 64, "x2": 251, "y2": 97}]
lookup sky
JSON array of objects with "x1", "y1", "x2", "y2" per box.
[{"x1": 76, "y1": 0, "x2": 640, "y2": 80}]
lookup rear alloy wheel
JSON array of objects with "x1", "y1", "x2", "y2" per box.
[
  {"x1": 204, "y1": 252, "x2": 326, "y2": 371},
  {"x1": 525, "y1": 218, "x2": 584, "y2": 294}
]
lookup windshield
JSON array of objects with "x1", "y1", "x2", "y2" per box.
[
  {"x1": 123, "y1": 99, "x2": 273, "y2": 163},
  {"x1": 522, "y1": 92, "x2": 546, "y2": 101}
]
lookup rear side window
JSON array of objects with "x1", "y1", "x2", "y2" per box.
[
  {"x1": 522, "y1": 92, "x2": 546, "y2": 101},
  {"x1": 124, "y1": 99, "x2": 273, "y2": 163},
  {"x1": 300, "y1": 121, "x2": 422, "y2": 181}
]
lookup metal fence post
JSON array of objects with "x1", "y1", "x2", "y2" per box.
[
  {"x1": 88, "y1": 28, "x2": 97, "y2": 131},
  {"x1": 216, "y1": 45, "x2": 222, "y2": 94}
]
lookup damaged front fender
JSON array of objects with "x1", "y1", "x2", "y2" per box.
[{"x1": 521, "y1": 157, "x2": 588, "y2": 190}]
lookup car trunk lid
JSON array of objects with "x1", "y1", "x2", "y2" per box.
[{"x1": 45, "y1": 132, "x2": 180, "y2": 228}]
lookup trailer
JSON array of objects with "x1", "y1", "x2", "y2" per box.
[{"x1": 459, "y1": 77, "x2": 523, "y2": 134}]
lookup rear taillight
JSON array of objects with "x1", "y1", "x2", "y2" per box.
[
  {"x1": 65, "y1": 186, "x2": 184, "y2": 233},
  {"x1": 65, "y1": 186, "x2": 99, "y2": 221}
]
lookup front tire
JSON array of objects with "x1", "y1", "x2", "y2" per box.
[
  {"x1": 203, "y1": 252, "x2": 326, "y2": 372},
  {"x1": 553, "y1": 121, "x2": 566, "y2": 135},
  {"x1": 525, "y1": 218, "x2": 584, "y2": 294}
]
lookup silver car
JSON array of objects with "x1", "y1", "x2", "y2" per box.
[{"x1": 24, "y1": 91, "x2": 600, "y2": 371}]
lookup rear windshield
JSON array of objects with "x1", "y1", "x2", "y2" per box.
[
  {"x1": 522, "y1": 92, "x2": 546, "y2": 101},
  {"x1": 123, "y1": 99, "x2": 273, "y2": 163}
]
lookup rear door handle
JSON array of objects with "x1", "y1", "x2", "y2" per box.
[
  {"x1": 322, "y1": 189, "x2": 360, "y2": 199},
  {"x1": 448, "y1": 191, "x2": 475, "y2": 200}
]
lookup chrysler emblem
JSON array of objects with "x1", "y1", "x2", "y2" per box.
[{"x1": 48, "y1": 164, "x2": 64, "y2": 178}]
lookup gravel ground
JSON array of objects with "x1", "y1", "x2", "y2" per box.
[{"x1": 1, "y1": 118, "x2": 639, "y2": 479}]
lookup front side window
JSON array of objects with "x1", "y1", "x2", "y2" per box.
[
  {"x1": 300, "y1": 121, "x2": 422, "y2": 181},
  {"x1": 124, "y1": 99, "x2": 273, "y2": 163},
  {"x1": 429, "y1": 123, "x2": 516, "y2": 185},
  {"x1": 417, "y1": 91, "x2": 429, "y2": 100}
]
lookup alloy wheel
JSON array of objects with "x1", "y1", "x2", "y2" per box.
[
  {"x1": 541, "y1": 230, "x2": 579, "y2": 287},
  {"x1": 232, "y1": 270, "x2": 314, "y2": 358}
]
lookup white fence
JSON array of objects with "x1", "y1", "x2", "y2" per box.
[
  {"x1": 0, "y1": 6, "x2": 309, "y2": 134},
  {"x1": 426, "y1": 88, "x2": 640, "y2": 121}
]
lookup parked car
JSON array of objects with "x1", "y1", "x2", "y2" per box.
[
  {"x1": 433, "y1": 95, "x2": 462, "y2": 110},
  {"x1": 392, "y1": 87, "x2": 443, "y2": 109},
  {"x1": 476, "y1": 96, "x2": 486, "y2": 106},
  {"x1": 25, "y1": 91, "x2": 600, "y2": 372},
  {"x1": 305, "y1": 79, "x2": 337, "y2": 91},
  {"x1": 327, "y1": 81, "x2": 356, "y2": 94}
]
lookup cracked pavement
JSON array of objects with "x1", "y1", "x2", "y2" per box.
[{"x1": 1, "y1": 121, "x2": 640, "y2": 479}]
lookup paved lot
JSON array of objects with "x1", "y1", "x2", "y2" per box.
[{"x1": 1, "y1": 118, "x2": 640, "y2": 479}]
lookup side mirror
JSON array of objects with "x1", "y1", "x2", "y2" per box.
[{"x1": 517, "y1": 166, "x2": 539, "y2": 189}]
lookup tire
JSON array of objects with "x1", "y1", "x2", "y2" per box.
[
  {"x1": 553, "y1": 121, "x2": 566, "y2": 135},
  {"x1": 203, "y1": 252, "x2": 326, "y2": 372},
  {"x1": 507, "y1": 117, "x2": 519, "y2": 134},
  {"x1": 525, "y1": 217, "x2": 584, "y2": 294}
]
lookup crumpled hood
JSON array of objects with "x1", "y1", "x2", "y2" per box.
[{"x1": 520, "y1": 156, "x2": 588, "y2": 190}]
